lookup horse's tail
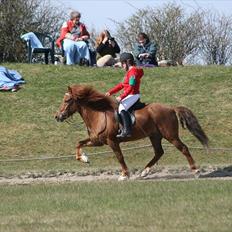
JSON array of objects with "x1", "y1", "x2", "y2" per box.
[{"x1": 174, "y1": 106, "x2": 209, "y2": 148}]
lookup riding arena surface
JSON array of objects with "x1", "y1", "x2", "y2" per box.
[{"x1": 1, "y1": 165, "x2": 232, "y2": 185}]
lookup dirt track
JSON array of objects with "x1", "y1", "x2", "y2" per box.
[{"x1": 1, "y1": 165, "x2": 232, "y2": 185}]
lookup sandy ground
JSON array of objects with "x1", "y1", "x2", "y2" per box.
[{"x1": 1, "y1": 165, "x2": 232, "y2": 185}]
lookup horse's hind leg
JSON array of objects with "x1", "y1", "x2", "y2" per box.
[
  {"x1": 141, "y1": 135, "x2": 164, "y2": 177},
  {"x1": 170, "y1": 138, "x2": 197, "y2": 171}
]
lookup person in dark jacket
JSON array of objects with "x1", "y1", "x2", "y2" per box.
[
  {"x1": 95, "y1": 30, "x2": 120, "y2": 67},
  {"x1": 133, "y1": 32, "x2": 158, "y2": 67}
]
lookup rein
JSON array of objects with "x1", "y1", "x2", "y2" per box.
[
  {"x1": 63, "y1": 90, "x2": 116, "y2": 136},
  {"x1": 64, "y1": 97, "x2": 85, "y2": 130}
]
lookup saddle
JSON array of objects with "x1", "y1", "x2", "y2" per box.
[{"x1": 115, "y1": 99, "x2": 146, "y2": 126}]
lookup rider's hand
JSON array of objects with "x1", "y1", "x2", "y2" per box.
[
  {"x1": 105, "y1": 92, "x2": 110, "y2": 96},
  {"x1": 116, "y1": 96, "x2": 121, "y2": 102}
]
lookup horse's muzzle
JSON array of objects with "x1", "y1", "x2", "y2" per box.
[{"x1": 55, "y1": 113, "x2": 65, "y2": 122}]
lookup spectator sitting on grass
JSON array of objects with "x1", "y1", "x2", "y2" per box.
[
  {"x1": 133, "y1": 32, "x2": 158, "y2": 67},
  {"x1": 95, "y1": 30, "x2": 120, "y2": 67}
]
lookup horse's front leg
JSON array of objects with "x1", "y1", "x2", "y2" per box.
[
  {"x1": 76, "y1": 138, "x2": 93, "y2": 163},
  {"x1": 108, "y1": 140, "x2": 129, "y2": 181}
]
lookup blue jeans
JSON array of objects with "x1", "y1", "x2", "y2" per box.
[{"x1": 63, "y1": 39, "x2": 90, "y2": 65}]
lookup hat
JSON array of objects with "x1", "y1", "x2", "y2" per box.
[{"x1": 120, "y1": 52, "x2": 134, "y2": 63}]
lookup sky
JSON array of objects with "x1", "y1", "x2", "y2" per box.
[{"x1": 51, "y1": 0, "x2": 232, "y2": 32}]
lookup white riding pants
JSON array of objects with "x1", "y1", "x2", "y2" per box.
[{"x1": 118, "y1": 94, "x2": 140, "y2": 113}]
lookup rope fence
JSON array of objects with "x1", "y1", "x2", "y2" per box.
[{"x1": 0, "y1": 144, "x2": 231, "y2": 163}]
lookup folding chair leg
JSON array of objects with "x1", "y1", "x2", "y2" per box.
[
  {"x1": 29, "y1": 53, "x2": 32, "y2": 63},
  {"x1": 50, "y1": 51, "x2": 55, "y2": 64},
  {"x1": 45, "y1": 53, "x2": 49, "y2": 64},
  {"x1": 28, "y1": 46, "x2": 32, "y2": 63}
]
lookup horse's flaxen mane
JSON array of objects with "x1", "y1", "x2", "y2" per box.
[{"x1": 70, "y1": 84, "x2": 117, "y2": 111}]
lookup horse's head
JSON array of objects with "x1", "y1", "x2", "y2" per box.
[{"x1": 55, "y1": 86, "x2": 79, "y2": 122}]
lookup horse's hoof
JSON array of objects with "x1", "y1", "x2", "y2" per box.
[
  {"x1": 80, "y1": 153, "x2": 89, "y2": 163},
  {"x1": 141, "y1": 167, "x2": 150, "y2": 178},
  {"x1": 193, "y1": 169, "x2": 201, "y2": 178},
  {"x1": 118, "y1": 174, "x2": 129, "y2": 181}
]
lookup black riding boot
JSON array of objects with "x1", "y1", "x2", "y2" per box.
[{"x1": 117, "y1": 110, "x2": 132, "y2": 138}]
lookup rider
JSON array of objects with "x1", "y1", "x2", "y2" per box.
[{"x1": 105, "y1": 52, "x2": 144, "y2": 138}]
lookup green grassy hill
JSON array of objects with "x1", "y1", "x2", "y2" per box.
[
  {"x1": 1, "y1": 64, "x2": 232, "y2": 232},
  {"x1": 0, "y1": 64, "x2": 232, "y2": 175}
]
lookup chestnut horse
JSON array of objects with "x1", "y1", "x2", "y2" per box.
[{"x1": 55, "y1": 84, "x2": 209, "y2": 180}]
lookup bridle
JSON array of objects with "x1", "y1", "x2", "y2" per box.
[{"x1": 59, "y1": 93, "x2": 77, "y2": 121}]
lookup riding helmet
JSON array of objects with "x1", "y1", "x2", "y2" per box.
[{"x1": 120, "y1": 52, "x2": 134, "y2": 63}]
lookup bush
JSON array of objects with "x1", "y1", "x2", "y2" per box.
[{"x1": 0, "y1": 0, "x2": 65, "y2": 62}]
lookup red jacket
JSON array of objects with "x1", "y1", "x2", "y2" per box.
[
  {"x1": 108, "y1": 66, "x2": 144, "y2": 100},
  {"x1": 56, "y1": 20, "x2": 90, "y2": 48}
]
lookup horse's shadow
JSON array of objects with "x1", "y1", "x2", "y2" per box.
[
  {"x1": 199, "y1": 165, "x2": 232, "y2": 178},
  {"x1": 136, "y1": 165, "x2": 232, "y2": 181}
]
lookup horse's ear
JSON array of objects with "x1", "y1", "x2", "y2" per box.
[
  {"x1": 68, "y1": 86, "x2": 77, "y2": 100},
  {"x1": 68, "y1": 86, "x2": 72, "y2": 94}
]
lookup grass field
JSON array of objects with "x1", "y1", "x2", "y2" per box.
[
  {"x1": 1, "y1": 180, "x2": 232, "y2": 232},
  {"x1": 0, "y1": 180, "x2": 232, "y2": 232},
  {"x1": 0, "y1": 63, "x2": 232, "y2": 231}
]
